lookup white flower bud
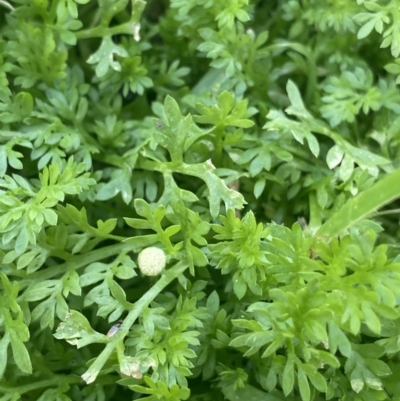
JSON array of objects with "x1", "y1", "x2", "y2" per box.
[{"x1": 137, "y1": 247, "x2": 166, "y2": 276}]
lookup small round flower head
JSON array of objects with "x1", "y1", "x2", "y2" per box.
[{"x1": 137, "y1": 247, "x2": 166, "y2": 276}]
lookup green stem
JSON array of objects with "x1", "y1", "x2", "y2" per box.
[
  {"x1": 373, "y1": 208, "x2": 400, "y2": 216},
  {"x1": 0, "y1": 376, "x2": 80, "y2": 394},
  {"x1": 81, "y1": 260, "x2": 188, "y2": 384},
  {"x1": 75, "y1": 23, "x2": 135, "y2": 40},
  {"x1": 19, "y1": 242, "x2": 132, "y2": 291}
]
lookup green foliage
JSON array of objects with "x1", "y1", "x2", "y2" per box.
[{"x1": 1, "y1": 1, "x2": 400, "y2": 401}]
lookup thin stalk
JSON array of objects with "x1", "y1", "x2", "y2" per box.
[
  {"x1": 81, "y1": 260, "x2": 188, "y2": 384},
  {"x1": 19, "y1": 242, "x2": 132, "y2": 291},
  {"x1": 75, "y1": 23, "x2": 134, "y2": 40},
  {"x1": 0, "y1": 376, "x2": 80, "y2": 395}
]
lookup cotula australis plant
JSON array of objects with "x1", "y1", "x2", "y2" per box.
[{"x1": 1, "y1": 0, "x2": 400, "y2": 400}]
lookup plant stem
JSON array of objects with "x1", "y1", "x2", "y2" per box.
[
  {"x1": 0, "y1": 376, "x2": 80, "y2": 394},
  {"x1": 75, "y1": 23, "x2": 135, "y2": 40},
  {"x1": 19, "y1": 242, "x2": 133, "y2": 291},
  {"x1": 81, "y1": 260, "x2": 188, "y2": 384}
]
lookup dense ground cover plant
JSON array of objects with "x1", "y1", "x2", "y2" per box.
[{"x1": 1, "y1": 0, "x2": 400, "y2": 399}]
